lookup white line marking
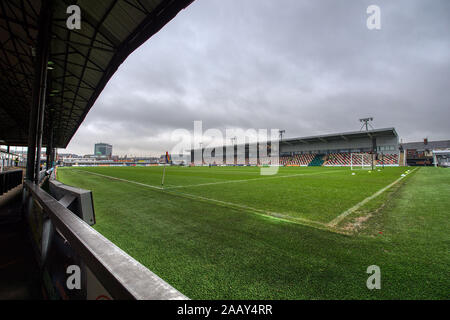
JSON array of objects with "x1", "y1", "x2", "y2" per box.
[
  {"x1": 75, "y1": 168, "x2": 340, "y2": 191},
  {"x1": 183, "y1": 169, "x2": 263, "y2": 174},
  {"x1": 164, "y1": 170, "x2": 343, "y2": 189},
  {"x1": 168, "y1": 189, "x2": 329, "y2": 229},
  {"x1": 74, "y1": 170, "x2": 165, "y2": 190},
  {"x1": 73, "y1": 168, "x2": 335, "y2": 231},
  {"x1": 327, "y1": 168, "x2": 418, "y2": 227}
]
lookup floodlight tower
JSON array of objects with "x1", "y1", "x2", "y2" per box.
[
  {"x1": 279, "y1": 130, "x2": 285, "y2": 141},
  {"x1": 359, "y1": 117, "x2": 376, "y2": 170},
  {"x1": 359, "y1": 117, "x2": 374, "y2": 131}
]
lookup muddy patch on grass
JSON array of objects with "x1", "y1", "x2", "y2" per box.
[{"x1": 342, "y1": 213, "x2": 373, "y2": 232}]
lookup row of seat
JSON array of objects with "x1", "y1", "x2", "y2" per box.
[
  {"x1": 190, "y1": 153, "x2": 399, "y2": 166},
  {"x1": 280, "y1": 153, "x2": 399, "y2": 166},
  {"x1": 377, "y1": 154, "x2": 399, "y2": 165},
  {"x1": 280, "y1": 154, "x2": 316, "y2": 166}
]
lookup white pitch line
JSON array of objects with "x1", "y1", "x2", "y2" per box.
[
  {"x1": 327, "y1": 168, "x2": 418, "y2": 227},
  {"x1": 167, "y1": 189, "x2": 329, "y2": 229},
  {"x1": 73, "y1": 168, "x2": 334, "y2": 231},
  {"x1": 74, "y1": 170, "x2": 165, "y2": 190},
  {"x1": 75, "y1": 168, "x2": 342, "y2": 191},
  {"x1": 184, "y1": 169, "x2": 263, "y2": 174},
  {"x1": 164, "y1": 170, "x2": 343, "y2": 189}
]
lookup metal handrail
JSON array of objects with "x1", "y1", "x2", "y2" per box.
[{"x1": 24, "y1": 180, "x2": 188, "y2": 300}]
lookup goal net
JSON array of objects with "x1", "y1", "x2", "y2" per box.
[{"x1": 350, "y1": 153, "x2": 373, "y2": 170}]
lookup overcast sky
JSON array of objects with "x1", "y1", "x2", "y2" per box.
[{"x1": 61, "y1": 0, "x2": 450, "y2": 157}]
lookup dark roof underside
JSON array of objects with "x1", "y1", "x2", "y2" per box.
[
  {"x1": 0, "y1": 0, "x2": 193, "y2": 147},
  {"x1": 281, "y1": 128, "x2": 398, "y2": 145},
  {"x1": 189, "y1": 128, "x2": 399, "y2": 152}
]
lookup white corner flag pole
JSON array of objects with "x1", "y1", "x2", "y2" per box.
[{"x1": 161, "y1": 162, "x2": 166, "y2": 188}]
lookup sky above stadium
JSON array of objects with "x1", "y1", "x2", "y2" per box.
[{"x1": 62, "y1": 0, "x2": 450, "y2": 157}]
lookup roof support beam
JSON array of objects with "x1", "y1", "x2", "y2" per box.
[{"x1": 26, "y1": 0, "x2": 51, "y2": 183}]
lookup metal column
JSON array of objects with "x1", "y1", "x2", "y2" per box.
[
  {"x1": 46, "y1": 125, "x2": 53, "y2": 170},
  {"x1": 26, "y1": 0, "x2": 52, "y2": 183},
  {"x1": 6, "y1": 145, "x2": 10, "y2": 167}
]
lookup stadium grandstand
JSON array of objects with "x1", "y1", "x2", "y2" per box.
[{"x1": 190, "y1": 128, "x2": 400, "y2": 167}]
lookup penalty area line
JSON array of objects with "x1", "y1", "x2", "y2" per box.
[{"x1": 327, "y1": 168, "x2": 418, "y2": 227}]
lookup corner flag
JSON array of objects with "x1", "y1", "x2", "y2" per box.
[
  {"x1": 162, "y1": 151, "x2": 170, "y2": 188},
  {"x1": 165, "y1": 151, "x2": 171, "y2": 164}
]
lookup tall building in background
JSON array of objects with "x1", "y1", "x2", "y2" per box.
[{"x1": 94, "y1": 143, "x2": 112, "y2": 158}]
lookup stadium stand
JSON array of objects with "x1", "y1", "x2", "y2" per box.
[
  {"x1": 280, "y1": 154, "x2": 316, "y2": 166},
  {"x1": 325, "y1": 153, "x2": 350, "y2": 166},
  {"x1": 378, "y1": 154, "x2": 399, "y2": 166},
  {"x1": 323, "y1": 152, "x2": 399, "y2": 166},
  {"x1": 191, "y1": 151, "x2": 400, "y2": 167},
  {"x1": 258, "y1": 157, "x2": 273, "y2": 165},
  {"x1": 325, "y1": 152, "x2": 372, "y2": 166},
  {"x1": 308, "y1": 154, "x2": 326, "y2": 167},
  {"x1": 189, "y1": 129, "x2": 402, "y2": 167},
  {"x1": 324, "y1": 153, "x2": 352, "y2": 166}
]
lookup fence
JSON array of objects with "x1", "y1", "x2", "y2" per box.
[{"x1": 23, "y1": 175, "x2": 187, "y2": 300}]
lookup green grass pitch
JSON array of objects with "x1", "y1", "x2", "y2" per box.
[{"x1": 57, "y1": 165, "x2": 449, "y2": 299}]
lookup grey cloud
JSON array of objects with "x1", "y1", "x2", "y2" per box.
[{"x1": 63, "y1": 0, "x2": 450, "y2": 156}]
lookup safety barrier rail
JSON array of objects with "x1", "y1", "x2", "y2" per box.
[{"x1": 24, "y1": 180, "x2": 187, "y2": 300}]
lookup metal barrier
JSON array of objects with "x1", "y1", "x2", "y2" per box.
[
  {"x1": 24, "y1": 180, "x2": 187, "y2": 300},
  {"x1": 0, "y1": 169, "x2": 23, "y2": 195}
]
